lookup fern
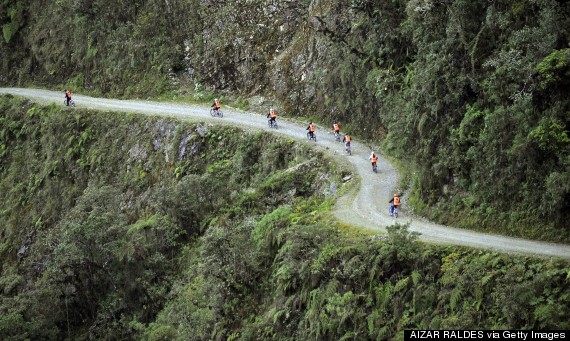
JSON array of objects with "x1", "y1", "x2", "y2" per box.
[
  {"x1": 394, "y1": 276, "x2": 410, "y2": 293},
  {"x1": 2, "y1": 21, "x2": 18, "y2": 44},
  {"x1": 375, "y1": 281, "x2": 393, "y2": 309},
  {"x1": 481, "y1": 273, "x2": 494, "y2": 286},
  {"x1": 411, "y1": 270, "x2": 421, "y2": 286},
  {"x1": 339, "y1": 331, "x2": 358, "y2": 341},
  {"x1": 450, "y1": 286, "x2": 463, "y2": 311},
  {"x1": 272, "y1": 308, "x2": 288, "y2": 324}
]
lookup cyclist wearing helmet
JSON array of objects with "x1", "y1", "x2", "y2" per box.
[
  {"x1": 342, "y1": 133, "x2": 351, "y2": 153},
  {"x1": 332, "y1": 121, "x2": 340, "y2": 134},
  {"x1": 332, "y1": 121, "x2": 341, "y2": 141},
  {"x1": 389, "y1": 193, "x2": 401, "y2": 216},
  {"x1": 267, "y1": 107, "x2": 277, "y2": 126},
  {"x1": 369, "y1": 151, "x2": 378, "y2": 172},
  {"x1": 65, "y1": 89, "x2": 72, "y2": 106},
  {"x1": 212, "y1": 98, "x2": 221, "y2": 112},
  {"x1": 307, "y1": 121, "x2": 316, "y2": 140}
]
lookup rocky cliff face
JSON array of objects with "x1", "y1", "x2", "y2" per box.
[{"x1": 2, "y1": 0, "x2": 569, "y2": 238}]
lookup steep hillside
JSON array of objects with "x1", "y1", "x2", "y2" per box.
[
  {"x1": 0, "y1": 95, "x2": 343, "y2": 339},
  {"x1": 1, "y1": 95, "x2": 569, "y2": 340},
  {"x1": 2, "y1": 0, "x2": 568, "y2": 240}
]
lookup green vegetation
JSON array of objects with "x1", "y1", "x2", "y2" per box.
[
  {"x1": 0, "y1": 95, "x2": 343, "y2": 339},
  {"x1": 2, "y1": 0, "x2": 568, "y2": 241},
  {"x1": 295, "y1": 0, "x2": 570, "y2": 241},
  {"x1": 1, "y1": 96, "x2": 569, "y2": 340},
  {"x1": 1, "y1": 0, "x2": 569, "y2": 335}
]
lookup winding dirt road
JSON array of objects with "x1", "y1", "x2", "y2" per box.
[{"x1": 2, "y1": 88, "x2": 569, "y2": 259}]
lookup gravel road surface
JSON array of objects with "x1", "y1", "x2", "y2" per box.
[{"x1": 2, "y1": 88, "x2": 569, "y2": 259}]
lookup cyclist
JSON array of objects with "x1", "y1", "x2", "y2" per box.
[
  {"x1": 307, "y1": 121, "x2": 316, "y2": 140},
  {"x1": 267, "y1": 107, "x2": 277, "y2": 126},
  {"x1": 332, "y1": 121, "x2": 341, "y2": 141},
  {"x1": 369, "y1": 151, "x2": 378, "y2": 172},
  {"x1": 211, "y1": 98, "x2": 221, "y2": 113},
  {"x1": 65, "y1": 89, "x2": 72, "y2": 106},
  {"x1": 342, "y1": 133, "x2": 351, "y2": 153},
  {"x1": 389, "y1": 193, "x2": 401, "y2": 216}
]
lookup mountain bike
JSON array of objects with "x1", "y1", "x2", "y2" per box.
[
  {"x1": 372, "y1": 162, "x2": 377, "y2": 173},
  {"x1": 307, "y1": 131, "x2": 317, "y2": 142},
  {"x1": 268, "y1": 118, "x2": 278, "y2": 129},
  {"x1": 334, "y1": 131, "x2": 340, "y2": 142},
  {"x1": 64, "y1": 98, "x2": 75, "y2": 107},
  {"x1": 390, "y1": 205, "x2": 399, "y2": 218},
  {"x1": 210, "y1": 108, "x2": 223, "y2": 118},
  {"x1": 345, "y1": 142, "x2": 351, "y2": 155}
]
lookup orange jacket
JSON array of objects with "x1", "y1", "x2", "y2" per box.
[
  {"x1": 370, "y1": 155, "x2": 378, "y2": 163},
  {"x1": 393, "y1": 196, "x2": 400, "y2": 206},
  {"x1": 344, "y1": 135, "x2": 351, "y2": 142},
  {"x1": 333, "y1": 123, "x2": 340, "y2": 131},
  {"x1": 308, "y1": 124, "x2": 315, "y2": 132}
]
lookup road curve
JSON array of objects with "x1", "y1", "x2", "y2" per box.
[{"x1": 2, "y1": 88, "x2": 569, "y2": 259}]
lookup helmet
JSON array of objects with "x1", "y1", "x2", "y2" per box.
[
  {"x1": 309, "y1": 121, "x2": 313, "y2": 124},
  {"x1": 394, "y1": 194, "x2": 399, "y2": 197},
  {"x1": 215, "y1": 98, "x2": 219, "y2": 101},
  {"x1": 270, "y1": 107, "x2": 274, "y2": 112}
]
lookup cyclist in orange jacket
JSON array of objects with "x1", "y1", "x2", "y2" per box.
[
  {"x1": 267, "y1": 107, "x2": 277, "y2": 126},
  {"x1": 342, "y1": 133, "x2": 351, "y2": 154},
  {"x1": 65, "y1": 89, "x2": 72, "y2": 106},
  {"x1": 332, "y1": 121, "x2": 341, "y2": 141},
  {"x1": 389, "y1": 193, "x2": 401, "y2": 216},
  {"x1": 211, "y1": 98, "x2": 221, "y2": 112},
  {"x1": 307, "y1": 121, "x2": 316, "y2": 140},
  {"x1": 369, "y1": 151, "x2": 378, "y2": 172}
]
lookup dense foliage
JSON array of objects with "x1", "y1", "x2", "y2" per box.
[
  {"x1": 146, "y1": 209, "x2": 570, "y2": 341},
  {"x1": 2, "y1": 0, "x2": 568, "y2": 241},
  {"x1": 0, "y1": 95, "x2": 343, "y2": 339},
  {"x1": 1, "y1": 96, "x2": 569, "y2": 340}
]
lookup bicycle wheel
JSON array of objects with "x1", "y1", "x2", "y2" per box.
[{"x1": 210, "y1": 108, "x2": 223, "y2": 118}]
